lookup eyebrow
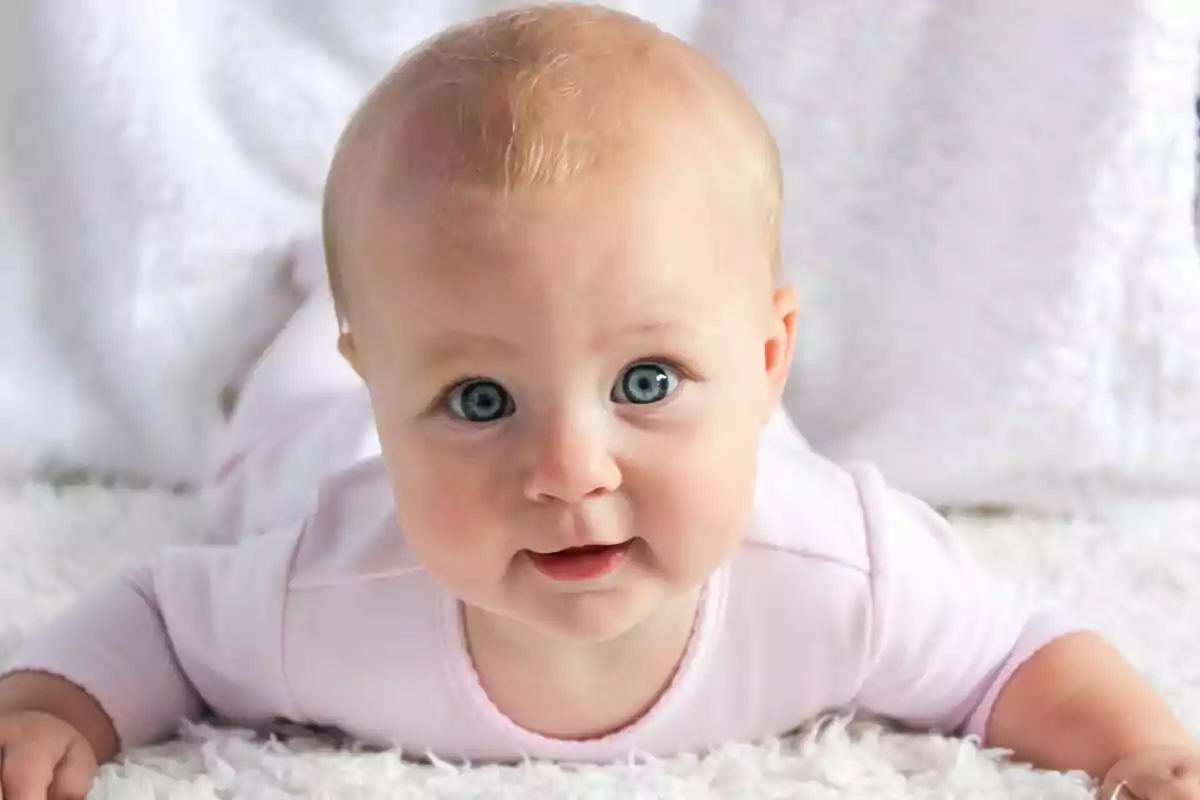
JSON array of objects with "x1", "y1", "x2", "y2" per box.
[
  {"x1": 415, "y1": 318, "x2": 698, "y2": 373},
  {"x1": 598, "y1": 318, "x2": 696, "y2": 344},
  {"x1": 415, "y1": 332, "x2": 520, "y2": 374}
]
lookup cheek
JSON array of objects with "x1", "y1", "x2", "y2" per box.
[
  {"x1": 377, "y1": 430, "x2": 509, "y2": 568},
  {"x1": 625, "y1": 415, "x2": 760, "y2": 577},
  {"x1": 399, "y1": 486, "x2": 483, "y2": 547}
]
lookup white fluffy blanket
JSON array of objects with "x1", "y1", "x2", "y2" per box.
[
  {"x1": 2, "y1": 0, "x2": 1197, "y2": 514},
  {"x1": 3, "y1": 482, "x2": 1197, "y2": 798}
]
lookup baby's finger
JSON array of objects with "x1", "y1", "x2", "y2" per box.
[
  {"x1": 1114, "y1": 778, "x2": 1200, "y2": 800},
  {"x1": 1099, "y1": 777, "x2": 1134, "y2": 799},
  {"x1": 0, "y1": 742, "x2": 58, "y2": 800},
  {"x1": 47, "y1": 740, "x2": 96, "y2": 800},
  {"x1": 1159, "y1": 779, "x2": 1200, "y2": 800}
]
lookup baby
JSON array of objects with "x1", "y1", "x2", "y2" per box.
[{"x1": 1, "y1": 5, "x2": 1197, "y2": 799}]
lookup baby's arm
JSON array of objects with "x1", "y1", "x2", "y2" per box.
[
  {"x1": 0, "y1": 564, "x2": 210, "y2": 799},
  {"x1": 0, "y1": 564, "x2": 207, "y2": 758},
  {"x1": 849, "y1": 467, "x2": 1198, "y2": 796},
  {"x1": 988, "y1": 632, "x2": 1195, "y2": 792},
  {"x1": 0, "y1": 523, "x2": 302, "y2": 758},
  {"x1": 850, "y1": 467, "x2": 1081, "y2": 738}
]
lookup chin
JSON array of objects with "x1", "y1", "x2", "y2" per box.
[{"x1": 526, "y1": 589, "x2": 658, "y2": 644}]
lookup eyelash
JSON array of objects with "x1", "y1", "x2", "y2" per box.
[
  {"x1": 628, "y1": 357, "x2": 699, "y2": 385},
  {"x1": 429, "y1": 375, "x2": 489, "y2": 416},
  {"x1": 429, "y1": 358, "x2": 701, "y2": 415}
]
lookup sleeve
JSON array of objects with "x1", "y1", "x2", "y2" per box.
[
  {"x1": 1, "y1": 522, "x2": 305, "y2": 751},
  {"x1": 850, "y1": 466, "x2": 1088, "y2": 740}
]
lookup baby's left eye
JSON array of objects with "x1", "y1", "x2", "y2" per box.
[{"x1": 612, "y1": 362, "x2": 681, "y2": 405}]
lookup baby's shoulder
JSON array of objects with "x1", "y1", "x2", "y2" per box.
[
  {"x1": 285, "y1": 456, "x2": 425, "y2": 592},
  {"x1": 742, "y1": 411, "x2": 872, "y2": 575}
]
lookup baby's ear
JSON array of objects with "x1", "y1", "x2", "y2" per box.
[
  {"x1": 764, "y1": 285, "x2": 798, "y2": 399},
  {"x1": 338, "y1": 331, "x2": 365, "y2": 379}
]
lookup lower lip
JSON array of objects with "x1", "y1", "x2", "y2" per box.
[{"x1": 527, "y1": 541, "x2": 634, "y2": 582}]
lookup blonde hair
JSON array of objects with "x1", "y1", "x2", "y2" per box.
[{"x1": 323, "y1": 3, "x2": 783, "y2": 332}]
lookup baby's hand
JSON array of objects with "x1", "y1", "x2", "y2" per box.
[
  {"x1": 1102, "y1": 746, "x2": 1200, "y2": 799},
  {"x1": 0, "y1": 710, "x2": 98, "y2": 800}
]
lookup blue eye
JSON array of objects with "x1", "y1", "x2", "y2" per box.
[
  {"x1": 612, "y1": 363, "x2": 680, "y2": 405},
  {"x1": 447, "y1": 380, "x2": 514, "y2": 423}
]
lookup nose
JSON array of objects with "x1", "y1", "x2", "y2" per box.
[{"x1": 521, "y1": 412, "x2": 622, "y2": 504}]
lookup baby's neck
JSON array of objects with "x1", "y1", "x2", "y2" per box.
[{"x1": 462, "y1": 588, "x2": 703, "y2": 741}]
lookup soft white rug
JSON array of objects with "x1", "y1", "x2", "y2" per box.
[{"x1": 2, "y1": 482, "x2": 1198, "y2": 798}]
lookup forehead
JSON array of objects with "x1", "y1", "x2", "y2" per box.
[
  {"x1": 355, "y1": 131, "x2": 768, "y2": 287},
  {"x1": 345, "y1": 141, "x2": 772, "y2": 329}
]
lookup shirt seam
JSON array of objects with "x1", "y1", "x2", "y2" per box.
[
  {"x1": 288, "y1": 564, "x2": 426, "y2": 592},
  {"x1": 737, "y1": 538, "x2": 870, "y2": 577},
  {"x1": 277, "y1": 516, "x2": 313, "y2": 724},
  {"x1": 848, "y1": 465, "x2": 884, "y2": 705}
]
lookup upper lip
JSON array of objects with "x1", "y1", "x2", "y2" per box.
[
  {"x1": 526, "y1": 507, "x2": 627, "y2": 554},
  {"x1": 528, "y1": 538, "x2": 633, "y2": 556}
]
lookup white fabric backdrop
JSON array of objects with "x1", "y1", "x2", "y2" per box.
[{"x1": 1, "y1": 0, "x2": 1197, "y2": 511}]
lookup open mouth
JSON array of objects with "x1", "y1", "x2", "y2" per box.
[{"x1": 526, "y1": 540, "x2": 634, "y2": 582}]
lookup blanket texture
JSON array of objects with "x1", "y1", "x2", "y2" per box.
[
  {"x1": 2, "y1": 482, "x2": 1197, "y2": 798},
  {"x1": 1, "y1": 1, "x2": 1197, "y2": 513}
]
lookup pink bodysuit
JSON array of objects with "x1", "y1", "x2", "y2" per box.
[{"x1": 3, "y1": 284, "x2": 1080, "y2": 763}]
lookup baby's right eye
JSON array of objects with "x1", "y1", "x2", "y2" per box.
[{"x1": 446, "y1": 380, "x2": 514, "y2": 423}]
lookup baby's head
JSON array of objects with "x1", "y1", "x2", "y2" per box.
[{"x1": 324, "y1": 4, "x2": 796, "y2": 643}]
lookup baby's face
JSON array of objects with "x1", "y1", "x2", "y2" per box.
[{"x1": 341, "y1": 153, "x2": 794, "y2": 644}]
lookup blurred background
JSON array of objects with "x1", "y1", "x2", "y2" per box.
[{"x1": 0, "y1": 0, "x2": 1198, "y2": 515}]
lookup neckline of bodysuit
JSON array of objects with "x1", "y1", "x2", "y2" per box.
[{"x1": 436, "y1": 564, "x2": 729, "y2": 759}]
